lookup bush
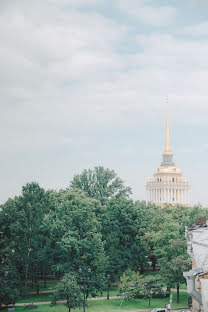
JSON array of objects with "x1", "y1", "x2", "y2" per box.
[{"x1": 24, "y1": 304, "x2": 38, "y2": 310}]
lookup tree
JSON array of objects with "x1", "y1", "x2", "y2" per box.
[
  {"x1": 43, "y1": 189, "x2": 107, "y2": 291},
  {"x1": 0, "y1": 265, "x2": 20, "y2": 309},
  {"x1": 52, "y1": 273, "x2": 82, "y2": 312},
  {"x1": 101, "y1": 198, "x2": 148, "y2": 280},
  {"x1": 141, "y1": 275, "x2": 165, "y2": 307},
  {"x1": 145, "y1": 205, "x2": 197, "y2": 302},
  {"x1": 70, "y1": 166, "x2": 131, "y2": 205},
  {"x1": 0, "y1": 182, "x2": 50, "y2": 296},
  {"x1": 161, "y1": 255, "x2": 190, "y2": 303},
  {"x1": 119, "y1": 270, "x2": 165, "y2": 305}
]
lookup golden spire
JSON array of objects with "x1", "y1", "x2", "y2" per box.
[{"x1": 164, "y1": 96, "x2": 172, "y2": 155}]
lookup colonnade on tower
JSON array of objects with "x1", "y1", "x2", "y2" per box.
[{"x1": 146, "y1": 98, "x2": 190, "y2": 207}]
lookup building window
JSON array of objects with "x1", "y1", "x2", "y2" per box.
[{"x1": 172, "y1": 178, "x2": 174, "y2": 182}]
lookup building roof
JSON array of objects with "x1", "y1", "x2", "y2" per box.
[{"x1": 154, "y1": 165, "x2": 182, "y2": 175}]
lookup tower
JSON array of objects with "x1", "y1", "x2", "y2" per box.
[{"x1": 146, "y1": 98, "x2": 190, "y2": 207}]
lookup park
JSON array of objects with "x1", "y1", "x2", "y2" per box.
[{"x1": 1, "y1": 167, "x2": 206, "y2": 312}]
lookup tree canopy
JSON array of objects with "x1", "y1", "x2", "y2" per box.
[
  {"x1": 0, "y1": 167, "x2": 208, "y2": 306},
  {"x1": 70, "y1": 166, "x2": 131, "y2": 205}
]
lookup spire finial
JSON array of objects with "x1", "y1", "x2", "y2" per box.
[{"x1": 164, "y1": 96, "x2": 172, "y2": 155}]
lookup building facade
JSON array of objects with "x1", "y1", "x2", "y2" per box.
[
  {"x1": 146, "y1": 103, "x2": 190, "y2": 207},
  {"x1": 184, "y1": 218, "x2": 208, "y2": 312}
]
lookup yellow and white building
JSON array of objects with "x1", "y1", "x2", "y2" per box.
[{"x1": 146, "y1": 102, "x2": 190, "y2": 207}]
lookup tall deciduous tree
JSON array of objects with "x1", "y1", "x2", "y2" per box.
[
  {"x1": 0, "y1": 182, "x2": 49, "y2": 296},
  {"x1": 70, "y1": 166, "x2": 131, "y2": 205},
  {"x1": 52, "y1": 273, "x2": 82, "y2": 312},
  {"x1": 43, "y1": 189, "x2": 107, "y2": 290},
  {"x1": 102, "y1": 197, "x2": 148, "y2": 279}
]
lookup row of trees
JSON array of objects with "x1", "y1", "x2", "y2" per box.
[{"x1": 0, "y1": 166, "x2": 207, "y2": 309}]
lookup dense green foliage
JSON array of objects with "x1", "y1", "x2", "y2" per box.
[
  {"x1": 51, "y1": 273, "x2": 82, "y2": 312},
  {"x1": 70, "y1": 166, "x2": 131, "y2": 205},
  {"x1": 0, "y1": 166, "x2": 208, "y2": 307}
]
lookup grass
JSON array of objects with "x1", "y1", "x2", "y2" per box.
[
  {"x1": 17, "y1": 285, "x2": 120, "y2": 303},
  {"x1": 17, "y1": 293, "x2": 53, "y2": 303},
  {"x1": 27, "y1": 278, "x2": 59, "y2": 292},
  {"x1": 5, "y1": 292, "x2": 188, "y2": 312}
]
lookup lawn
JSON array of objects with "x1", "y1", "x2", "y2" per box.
[
  {"x1": 5, "y1": 292, "x2": 189, "y2": 312},
  {"x1": 17, "y1": 285, "x2": 120, "y2": 303},
  {"x1": 27, "y1": 278, "x2": 59, "y2": 292}
]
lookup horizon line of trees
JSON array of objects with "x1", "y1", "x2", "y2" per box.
[{"x1": 0, "y1": 166, "x2": 207, "y2": 308}]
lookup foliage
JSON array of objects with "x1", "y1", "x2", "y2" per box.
[
  {"x1": 0, "y1": 182, "x2": 50, "y2": 297},
  {"x1": 119, "y1": 270, "x2": 166, "y2": 303},
  {"x1": 24, "y1": 304, "x2": 38, "y2": 309},
  {"x1": 43, "y1": 189, "x2": 107, "y2": 290},
  {"x1": 51, "y1": 273, "x2": 82, "y2": 312},
  {"x1": 0, "y1": 266, "x2": 20, "y2": 308},
  {"x1": 102, "y1": 198, "x2": 151, "y2": 280},
  {"x1": 0, "y1": 166, "x2": 208, "y2": 308},
  {"x1": 70, "y1": 166, "x2": 131, "y2": 205},
  {"x1": 144, "y1": 205, "x2": 201, "y2": 302}
]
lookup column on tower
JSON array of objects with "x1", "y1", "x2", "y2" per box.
[{"x1": 165, "y1": 188, "x2": 166, "y2": 203}]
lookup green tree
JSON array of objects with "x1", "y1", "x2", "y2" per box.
[
  {"x1": 144, "y1": 205, "x2": 203, "y2": 302},
  {"x1": 70, "y1": 166, "x2": 131, "y2": 205},
  {"x1": 0, "y1": 265, "x2": 20, "y2": 309},
  {"x1": 161, "y1": 255, "x2": 190, "y2": 303},
  {"x1": 141, "y1": 275, "x2": 165, "y2": 307},
  {"x1": 43, "y1": 189, "x2": 107, "y2": 291},
  {"x1": 0, "y1": 182, "x2": 50, "y2": 296},
  {"x1": 119, "y1": 270, "x2": 165, "y2": 305},
  {"x1": 52, "y1": 272, "x2": 82, "y2": 312},
  {"x1": 102, "y1": 198, "x2": 148, "y2": 280}
]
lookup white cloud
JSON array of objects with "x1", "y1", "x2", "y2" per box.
[
  {"x1": 183, "y1": 22, "x2": 208, "y2": 36},
  {"x1": 1, "y1": 0, "x2": 208, "y2": 205},
  {"x1": 114, "y1": 0, "x2": 177, "y2": 26}
]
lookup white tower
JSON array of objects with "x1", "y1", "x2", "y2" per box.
[{"x1": 146, "y1": 99, "x2": 190, "y2": 207}]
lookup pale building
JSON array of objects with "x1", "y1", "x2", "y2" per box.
[
  {"x1": 146, "y1": 103, "x2": 190, "y2": 207},
  {"x1": 184, "y1": 218, "x2": 208, "y2": 312}
]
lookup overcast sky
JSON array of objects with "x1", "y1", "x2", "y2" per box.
[{"x1": 1, "y1": 0, "x2": 208, "y2": 205}]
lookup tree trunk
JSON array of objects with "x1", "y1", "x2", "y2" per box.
[
  {"x1": 68, "y1": 308, "x2": 70, "y2": 312},
  {"x1": 177, "y1": 283, "x2": 180, "y2": 304},
  {"x1": 36, "y1": 283, "x2": 39, "y2": 295},
  {"x1": 32, "y1": 274, "x2": 34, "y2": 290},
  {"x1": 44, "y1": 271, "x2": 47, "y2": 288},
  {"x1": 151, "y1": 256, "x2": 156, "y2": 272},
  {"x1": 140, "y1": 264, "x2": 144, "y2": 274},
  {"x1": 166, "y1": 285, "x2": 171, "y2": 293},
  {"x1": 148, "y1": 296, "x2": 151, "y2": 307}
]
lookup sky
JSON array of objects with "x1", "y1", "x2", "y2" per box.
[{"x1": 1, "y1": 0, "x2": 208, "y2": 206}]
